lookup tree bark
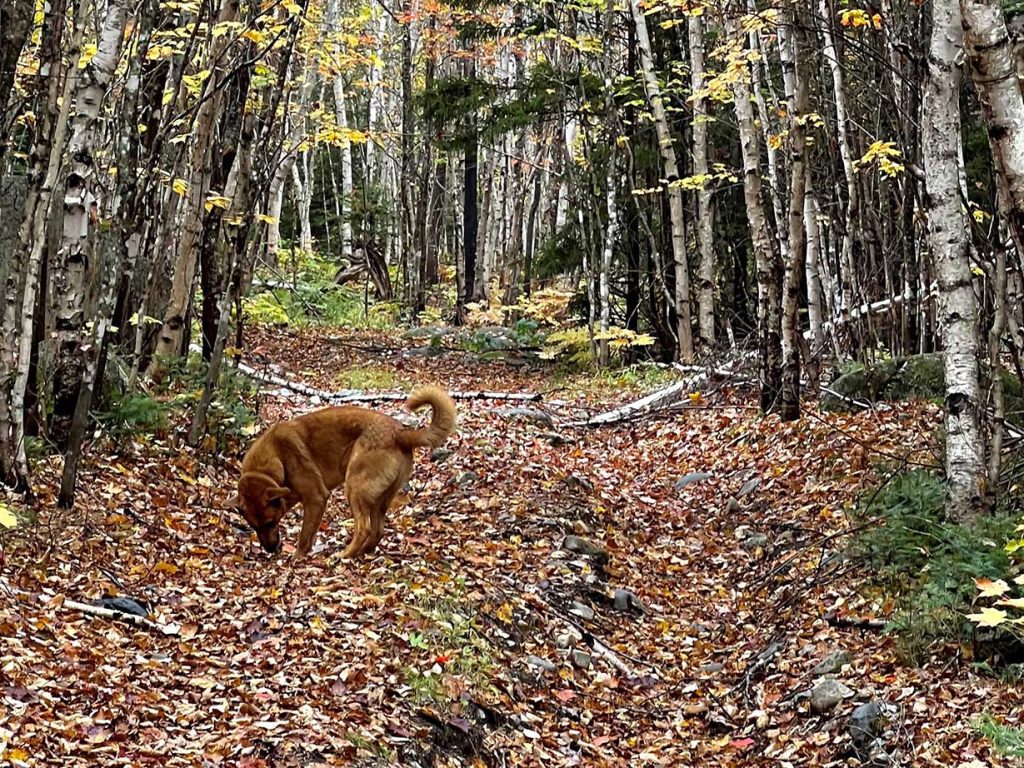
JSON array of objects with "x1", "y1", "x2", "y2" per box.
[
  {"x1": 689, "y1": 11, "x2": 715, "y2": 348},
  {"x1": 629, "y1": 0, "x2": 693, "y2": 361},
  {"x1": 924, "y1": 0, "x2": 984, "y2": 521},
  {"x1": 0, "y1": 0, "x2": 34, "y2": 161}
]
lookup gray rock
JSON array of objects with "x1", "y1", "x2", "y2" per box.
[
  {"x1": 403, "y1": 325, "x2": 454, "y2": 339},
  {"x1": 540, "y1": 432, "x2": 570, "y2": 447},
  {"x1": 810, "y1": 678, "x2": 855, "y2": 714},
  {"x1": 613, "y1": 588, "x2": 646, "y2": 614},
  {"x1": 560, "y1": 535, "x2": 608, "y2": 562},
  {"x1": 725, "y1": 497, "x2": 742, "y2": 514},
  {"x1": 525, "y1": 655, "x2": 557, "y2": 673},
  {"x1": 569, "y1": 601, "x2": 595, "y2": 621},
  {"x1": 570, "y1": 649, "x2": 592, "y2": 669},
  {"x1": 811, "y1": 650, "x2": 851, "y2": 678},
  {"x1": 700, "y1": 662, "x2": 724, "y2": 674},
  {"x1": 738, "y1": 477, "x2": 761, "y2": 497},
  {"x1": 555, "y1": 633, "x2": 574, "y2": 649},
  {"x1": 503, "y1": 407, "x2": 554, "y2": 428},
  {"x1": 457, "y1": 471, "x2": 480, "y2": 487},
  {"x1": 742, "y1": 532, "x2": 769, "y2": 551},
  {"x1": 675, "y1": 472, "x2": 712, "y2": 491},
  {"x1": 848, "y1": 701, "x2": 888, "y2": 756},
  {"x1": 430, "y1": 448, "x2": 453, "y2": 463},
  {"x1": 404, "y1": 346, "x2": 444, "y2": 358}
]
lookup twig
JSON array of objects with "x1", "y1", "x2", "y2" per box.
[
  {"x1": 823, "y1": 611, "x2": 888, "y2": 631},
  {"x1": 2, "y1": 582, "x2": 178, "y2": 635}
]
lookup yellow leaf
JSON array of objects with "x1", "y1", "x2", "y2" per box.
[
  {"x1": 496, "y1": 602, "x2": 513, "y2": 623},
  {"x1": 79, "y1": 43, "x2": 98, "y2": 68},
  {"x1": 966, "y1": 607, "x2": 1008, "y2": 627},
  {"x1": 153, "y1": 561, "x2": 179, "y2": 574},
  {"x1": 172, "y1": 178, "x2": 188, "y2": 197},
  {"x1": 242, "y1": 29, "x2": 265, "y2": 43},
  {"x1": 974, "y1": 577, "x2": 1010, "y2": 597},
  {"x1": 996, "y1": 597, "x2": 1024, "y2": 609},
  {"x1": 1013, "y1": 573, "x2": 1024, "y2": 585},
  {"x1": 0, "y1": 503, "x2": 17, "y2": 529},
  {"x1": 204, "y1": 194, "x2": 232, "y2": 212},
  {"x1": 4, "y1": 748, "x2": 30, "y2": 763},
  {"x1": 257, "y1": 213, "x2": 278, "y2": 224}
]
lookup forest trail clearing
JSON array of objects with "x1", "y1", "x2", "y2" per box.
[{"x1": 1, "y1": 328, "x2": 1019, "y2": 767}]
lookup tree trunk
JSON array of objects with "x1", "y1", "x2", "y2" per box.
[
  {"x1": 689, "y1": 11, "x2": 715, "y2": 348},
  {"x1": 459, "y1": 129, "x2": 479, "y2": 321},
  {"x1": 962, "y1": 0, "x2": 1024, "y2": 256},
  {"x1": 46, "y1": 0, "x2": 129, "y2": 447},
  {"x1": 629, "y1": 0, "x2": 693, "y2": 361},
  {"x1": 0, "y1": 0, "x2": 34, "y2": 161},
  {"x1": 326, "y1": 0, "x2": 355, "y2": 263},
  {"x1": 148, "y1": 0, "x2": 240, "y2": 381},
  {"x1": 779, "y1": 7, "x2": 811, "y2": 421},
  {"x1": 924, "y1": 0, "x2": 984, "y2": 521},
  {"x1": 727, "y1": 10, "x2": 783, "y2": 413}
]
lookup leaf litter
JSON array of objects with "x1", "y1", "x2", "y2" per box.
[{"x1": 1, "y1": 327, "x2": 1021, "y2": 766}]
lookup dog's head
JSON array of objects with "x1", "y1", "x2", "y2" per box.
[{"x1": 229, "y1": 473, "x2": 290, "y2": 553}]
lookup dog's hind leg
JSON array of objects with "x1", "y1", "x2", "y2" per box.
[
  {"x1": 340, "y1": 489, "x2": 374, "y2": 559},
  {"x1": 359, "y1": 458, "x2": 412, "y2": 556}
]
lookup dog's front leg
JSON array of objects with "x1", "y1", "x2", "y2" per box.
[{"x1": 295, "y1": 494, "x2": 328, "y2": 559}]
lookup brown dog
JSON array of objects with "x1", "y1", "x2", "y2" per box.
[{"x1": 229, "y1": 387, "x2": 455, "y2": 559}]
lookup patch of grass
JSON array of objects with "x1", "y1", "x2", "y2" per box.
[
  {"x1": 974, "y1": 714, "x2": 1024, "y2": 758},
  {"x1": 852, "y1": 470, "x2": 1019, "y2": 664},
  {"x1": 97, "y1": 392, "x2": 171, "y2": 437},
  {"x1": 334, "y1": 366, "x2": 402, "y2": 391},
  {"x1": 400, "y1": 666, "x2": 446, "y2": 704},
  {"x1": 553, "y1": 363, "x2": 679, "y2": 398}
]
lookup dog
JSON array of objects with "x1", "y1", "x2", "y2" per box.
[{"x1": 229, "y1": 386, "x2": 455, "y2": 559}]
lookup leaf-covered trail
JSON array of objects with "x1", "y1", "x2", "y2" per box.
[{"x1": 2, "y1": 328, "x2": 1021, "y2": 767}]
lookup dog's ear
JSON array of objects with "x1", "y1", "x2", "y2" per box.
[{"x1": 263, "y1": 485, "x2": 289, "y2": 504}]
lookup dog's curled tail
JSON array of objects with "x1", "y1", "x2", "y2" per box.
[{"x1": 395, "y1": 386, "x2": 456, "y2": 449}]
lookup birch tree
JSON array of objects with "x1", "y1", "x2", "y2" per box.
[
  {"x1": 689, "y1": 10, "x2": 715, "y2": 348},
  {"x1": 923, "y1": 0, "x2": 984, "y2": 521},
  {"x1": 630, "y1": 0, "x2": 693, "y2": 361}
]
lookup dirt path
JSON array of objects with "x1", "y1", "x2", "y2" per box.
[{"x1": 1, "y1": 328, "x2": 1020, "y2": 766}]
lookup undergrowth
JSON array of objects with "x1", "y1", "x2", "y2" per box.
[
  {"x1": 974, "y1": 714, "x2": 1024, "y2": 758},
  {"x1": 853, "y1": 470, "x2": 1020, "y2": 665}
]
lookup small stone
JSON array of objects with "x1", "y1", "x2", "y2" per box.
[
  {"x1": 457, "y1": 471, "x2": 480, "y2": 487},
  {"x1": 848, "y1": 701, "x2": 888, "y2": 754},
  {"x1": 504, "y1": 407, "x2": 555, "y2": 428},
  {"x1": 700, "y1": 662, "x2": 724, "y2": 674},
  {"x1": 674, "y1": 472, "x2": 713, "y2": 491},
  {"x1": 560, "y1": 535, "x2": 608, "y2": 562},
  {"x1": 742, "y1": 532, "x2": 769, "y2": 551},
  {"x1": 570, "y1": 649, "x2": 592, "y2": 669},
  {"x1": 555, "y1": 633, "x2": 573, "y2": 649},
  {"x1": 540, "y1": 432, "x2": 570, "y2": 447},
  {"x1": 725, "y1": 497, "x2": 742, "y2": 514},
  {"x1": 525, "y1": 655, "x2": 557, "y2": 673},
  {"x1": 810, "y1": 678, "x2": 855, "y2": 714},
  {"x1": 811, "y1": 650, "x2": 851, "y2": 678},
  {"x1": 571, "y1": 519, "x2": 593, "y2": 536},
  {"x1": 613, "y1": 588, "x2": 645, "y2": 614},
  {"x1": 569, "y1": 601, "x2": 595, "y2": 621},
  {"x1": 430, "y1": 448, "x2": 453, "y2": 463},
  {"x1": 738, "y1": 477, "x2": 761, "y2": 497}
]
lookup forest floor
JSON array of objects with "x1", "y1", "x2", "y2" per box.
[{"x1": 1, "y1": 325, "x2": 1022, "y2": 767}]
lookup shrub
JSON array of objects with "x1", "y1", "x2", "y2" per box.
[{"x1": 852, "y1": 470, "x2": 1019, "y2": 664}]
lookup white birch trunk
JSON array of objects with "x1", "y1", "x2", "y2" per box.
[
  {"x1": 804, "y1": 187, "x2": 825, "y2": 346},
  {"x1": 689, "y1": 11, "x2": 715, "y2": 348},
  {"x1": 50, "y1": 0, "x2": 128, "y2": 445},
  {"x1": 923, "y1": 0, "x2": 984, "y2": 521},
  {"x1": 962, "y1": 0, "x2": 1024, "y2": 256},
  {"x1": 630, "y1": 0, "x2": 693, "y2": 361}
]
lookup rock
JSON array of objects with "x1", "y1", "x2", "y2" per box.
[
  {"x1": 560, "y1": 535, "x2": 608, "y2": 562},
  {"x1": 502, "y1": 407, "x2": 554, "y2": 428},
  {"x1": 848, "y1": 701, "x2": 888, "y2": 755},
  {"x1": 674, "y1": 472, "x2": 712, "y2": 491},
  {"x1": 540, "y1": 432, "x2": 570, "y2": 447},
  {"x1": 742, "y1": 532, "x2": 769, "y2": 551},
  {"x1": 569, "y1": 601, "x2": 595, "y2": 621},
  {"x1": 613, "y1": 588, "x2": 645, "y2": 614},
  {"x1": 403, "y1": 325, "x2": 453, "y2": 339},
  {"x1": 570, "y1": 649, "x2": 592, "y2": 669},
  {"x1": 404, "y1": 346, "x2": 444, "y2": 358},
  {"x1": 809, "y1": 678, "x2": 855, "y2": 714},
  {"x1": 700, "y1": 662, "x2": 724, "y2": 674},
  {"x1": 457, "y1": 471, "x2": 480, "y2": 487},
  {"x1": 811, "y1": 650, "x2": 851, "y2": 678},
  {"x1": 94, "y1": 596, "x2": 150, "y2": 617},
  {"x1": 738, "y1": 477, "x2": 761, "y2": 497},
  {"x1": 570, "y1": 519, "x2": 592, "y2": 536},
  {"x1": 555, "y1": 633, "x2": 574, "y2": 649},
  {"x1": 430, "y1": 448, "x2": 453, "y2": 463},
  {"x1": 525, "y1": 655, "x2": 557, "y2": 673},
  {"x1": 725, "y1": 497, "x2": 742, "y2": 514}
]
